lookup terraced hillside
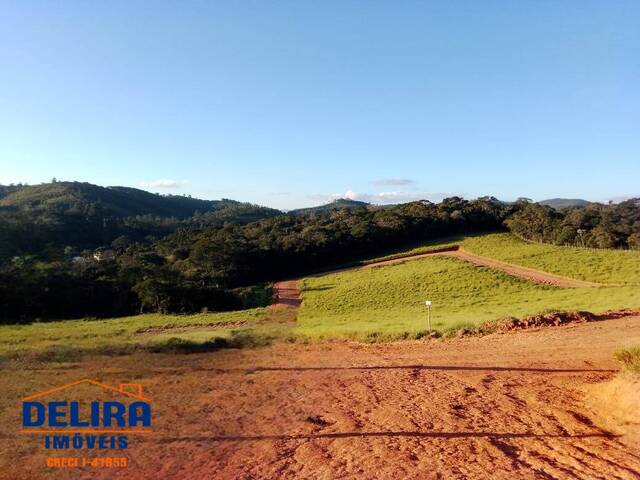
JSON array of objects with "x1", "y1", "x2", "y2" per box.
[{"x1": 297, "y1": 234, "x2": 640, "y2": 340}]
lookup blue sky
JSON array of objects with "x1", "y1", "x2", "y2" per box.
[{"x1": 1, "y1": 1, "x2": 638, "y2": 209}]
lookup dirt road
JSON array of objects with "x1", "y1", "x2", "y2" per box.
[
  {"x1": 6, "y1": 316, "x2": 639, "y2": 479},
  {"x1": 448, "y1": 248, "x2": 601, "y2": 288},
  {"x1": 272, "y1": 279, "x2": 302, "y2": 308},
  {"x1": 357, "y1": 247, "x2": 600, "y2": 288}
]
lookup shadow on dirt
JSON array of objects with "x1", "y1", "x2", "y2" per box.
[
  {"x1": 239, "y1": 364, "x2": 618, "y2": 374},
  {"x1": 158, "y1": 431, "x2": 617, "y2": 443}
]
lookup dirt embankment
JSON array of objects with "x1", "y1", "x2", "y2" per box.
[{"x1": 478, "y1": 309, "x2": 640, "y2": 334}]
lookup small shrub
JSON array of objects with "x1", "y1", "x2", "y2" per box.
[
  {"x1": 614, "y1": 346, "x2": 640, "y2": 373},
  {"x1": 232, "y1": 283, "x2": 273, "y2": 308}
]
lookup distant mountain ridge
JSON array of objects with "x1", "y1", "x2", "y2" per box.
[
  {"x1": 289, "y1": 198, "x2": 371, "y2": 215},
  {"x1": 538, "y1": 198, "x2": 592, "y2": 209},
  {"x1": 0, "y1": 185, "x2": 599, "y2": 215},
  {"x1": 0, "y1": 181, "x2": 248, "y2": 218}
]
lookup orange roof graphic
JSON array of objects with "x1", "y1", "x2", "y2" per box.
[{"x1": 22, "y1": 379, "x2": 151, "y2": 402}]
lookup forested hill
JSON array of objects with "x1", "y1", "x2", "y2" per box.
[
  {"x1": 0, "y1": 196, "x2": 513, "y2": 322},
  {"x1": 0, "y1": 181, "x2": 244, "y2": 217},
  {"x1": 289, "y1": 198, "x2": 371, "y2": 215},
  {"x1": 0, "y1": 181, "x2": 282, "y2": 259}
]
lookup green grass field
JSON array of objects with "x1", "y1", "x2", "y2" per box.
[
  {"x1": 460, "y1": 233, "x2": 640, "y2": 285},
  {"x1": 297, "y1": 249, "x2": 640, "y2": 341},
  {"x1": 1, "y1": 233, "x2": 638, "y2": 358},
  {"x1": 0, "y1": 308, "x2": 296, "y2": 361}
]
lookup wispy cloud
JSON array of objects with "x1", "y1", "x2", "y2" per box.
[
  {"x1": 371, "y1": 178, "x2": 416, "y2": 186},
  {"x1": 139, "y1": 179, "x2": 187, "y2": 189},
  {"x1": 310, "y1": 190, "x2": 460, "y2": 205}
]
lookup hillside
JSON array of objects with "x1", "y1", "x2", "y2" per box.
[
  {"x1": 0, "y1": 181, "x2": 250, "y2": 218},
  {"x1": 0, "y1": 182, "x2": 282, "y2": 259},
  {"x1": 2, "y1": 191, "x2": 639, "y2": 322},
  {"x1": 298, "y1": 234, "x2": 640, "y2": 340},
  {"x1": 461, "y1": 233, "x2": 640, "y2": 285},
  {"x1": 289, "y1": 198, "x2": 371, "y2": 215}
]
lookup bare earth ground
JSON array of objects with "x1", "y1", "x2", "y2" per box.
[
  {"x1": 3, "y1": 316, "x2": 640, "y2": 479},
  {"x1": 272, "y1": 279, "x2": 303, "y2": 308}
]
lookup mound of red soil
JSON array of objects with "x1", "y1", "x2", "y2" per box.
[
  {"x1": 490, "y1": 311, "x2": 596, "y2": 333},
  {"x1": 485, "y1": 309, "x2": 640, "y2": 334}
]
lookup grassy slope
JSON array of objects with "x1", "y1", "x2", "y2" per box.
[
  {"x1": 297, "y1": 234, "x2": 640, "y2": 340},
  {"x1": 0, "y1": 308, "x2": 295, "y2": 361},
  {"x1": 615, "y1": 346, "x2": 640, "y2": 373},
  {"x1": 297, "y1": 257, "x2": 639, "y2": 341}
]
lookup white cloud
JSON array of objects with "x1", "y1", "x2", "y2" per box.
[
  {"x1": 139, "y1": 179, "x2": 187, "y2": 189},
  {"x1": 329, "y1": 189, "x2": 361, "y2": 201},
  {"x1": 371, "y1": 178, "x2": 416, "y2": 186},
  {"x1": 315, "y1": 190, "x2": 459, "y2": 205}
]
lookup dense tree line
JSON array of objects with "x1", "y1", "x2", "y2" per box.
[
  {"x1": 0, "y1": 247, "x2": 267, "y2": 322},
  {"x1": 158, "y1": 196, "x2": 509, "y2": 287},
  {"x1": 506, "y1": 198, "x2": 640, "y2": 249}
]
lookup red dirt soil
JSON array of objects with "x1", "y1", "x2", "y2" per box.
[
  {"x1": 271, "y1": 279, "x2": 302, "y2": 308},
  {"x1": 5, "y1": 316, "x2": 639, "y2": 479}
]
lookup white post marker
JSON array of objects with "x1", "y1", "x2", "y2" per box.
[{"x1": 425, "y1": 300, "x2": 432, "y2": 333}]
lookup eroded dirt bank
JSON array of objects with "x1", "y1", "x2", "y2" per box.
[{"x1": 3, "y1": 316, "x2": 640, "y2": 479}]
